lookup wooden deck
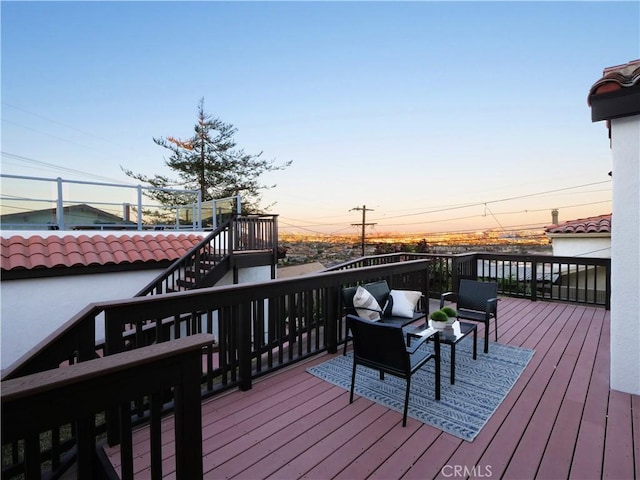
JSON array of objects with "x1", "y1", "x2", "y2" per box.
[{"x1": 104, "y1": 298, "x2": 639, "y2": 479}]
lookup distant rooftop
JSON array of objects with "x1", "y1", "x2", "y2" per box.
[{"x1": 545, "y1": 214, "x2": 611, "y2": 234}]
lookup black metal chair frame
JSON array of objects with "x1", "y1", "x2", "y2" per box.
[
  {"x1": 347, "y1": 314, "x2": 441, "y2": 427},
  {"x1": 440, "y1": 279, "x2": 498, "y2": 353},
  {"x1": 341, "y1": 281, "x2": 427, "y2": 355}
]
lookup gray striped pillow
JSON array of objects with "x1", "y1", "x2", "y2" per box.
[{"x1": 353, "y1": 286, "x2": 382, "y2": 321}]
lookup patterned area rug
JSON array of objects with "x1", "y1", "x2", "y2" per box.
[{"x1": 306, "y1": 339, "x2": 534, "y2": 441}]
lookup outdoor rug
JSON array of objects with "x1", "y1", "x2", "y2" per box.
[{"x1": 306, "y1": 339, "x2": 534, "y2": 441}]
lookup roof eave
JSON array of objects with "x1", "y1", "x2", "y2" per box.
[
  {"x1": 590, "y1": 87, "x2": 640, "y2": 122},
  {"x1": 545, "y1": 232, "x2": 611, "y2": 239}
]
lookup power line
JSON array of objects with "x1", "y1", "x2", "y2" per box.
[
  {"x1": 1, "y1": 151, "x2": 136, "y2": 185},
  {"x1": 368, "y1": 181, "x2": 611, "y2": 222}
]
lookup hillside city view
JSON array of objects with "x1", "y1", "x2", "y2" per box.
[{"x1": 278, "y1": 229, "x2": 551, "y2": 268}]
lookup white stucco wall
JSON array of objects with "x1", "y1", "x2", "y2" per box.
[
  {"x1": 1, "y1": 269, "x2": 163, "y2": 370},
  {"x1": 549, "y1": 235, "x2": 611, "y2": 258},
  {"x1": 609, "y1": 116, "x2": 640, "y2": 395},
  {"x1": 0, "y1": 263, "x2": 274, "y2": 372}
]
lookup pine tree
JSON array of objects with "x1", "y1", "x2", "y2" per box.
[{"x1": 122, "y1": 98, "x2": 291, "y2": 214}]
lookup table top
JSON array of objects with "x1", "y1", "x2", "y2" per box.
[{"x1": 405, "y1": 320, "x2": 476, "y2": 345}]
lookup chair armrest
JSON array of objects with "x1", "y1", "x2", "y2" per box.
[
  {"x1": 405, "y1": 329, "x2": 438, "y2": 354},
  {"x1": 487, "y1": 297, "x2": 498, "y2": 313},
  {"x1": 440, "y1": 291, "x2": 456, "y2": 309}
]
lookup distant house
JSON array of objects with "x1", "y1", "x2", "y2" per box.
[
  {"x1": 545, "y1": 214, "x2": 612, "y2": 258},
  {"x1": 0, "y1": 203, "x2": 135, "y2": 230},
  {"x1": 544, "y1": 214, "x2": 611, "y2": 305}
]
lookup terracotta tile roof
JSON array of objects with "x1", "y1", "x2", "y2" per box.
[
  {"x1": 1, "y1": 233, "x2": 203, "y2": 271},
  {"x1": 588, "y1": 59, "x2": 640, "y2": 100},
  {"x1": 545, "y1": 214, "x2": 611, "y2": 234}
]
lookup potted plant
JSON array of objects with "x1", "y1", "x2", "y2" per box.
[
  {"x1": 441, "y1": 306, "x2": 458, "y2": 325},
  {"x1": 429, "y1": 309, "x2": 449, "y2": 329}
]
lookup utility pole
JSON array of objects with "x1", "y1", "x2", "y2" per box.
[{"x1": 350, "y1": 205, "x2": 376, "y2": 256}]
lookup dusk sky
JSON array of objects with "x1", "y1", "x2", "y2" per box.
[{"x1": 2, "y1": 1, "x2": 638, "y2": 236}]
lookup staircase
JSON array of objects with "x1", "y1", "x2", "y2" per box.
[{"x1": 135, "y1": 215, "x2": 278, "y2": 297}]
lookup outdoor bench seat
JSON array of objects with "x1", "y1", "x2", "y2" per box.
[{"x1": 341, "y1": 280, "x2": 427, "y2": 355}]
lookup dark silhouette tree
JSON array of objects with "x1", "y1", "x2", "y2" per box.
[{"x1": 122, "y1": 98, "x2": 291, "y2": 214}]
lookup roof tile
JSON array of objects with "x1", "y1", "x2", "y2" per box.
[
  {"x1": 545, "y1": 214, "x2": 612, "y2": 234},
  {"x1": 1, "y1": 233, "x2": 203, "y2": 272},
  {"x1": 588, "y1": 59, "x2": 640, "y2": 101}
]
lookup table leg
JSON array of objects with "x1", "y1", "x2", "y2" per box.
[
  {"x1": 450, "y1": 344, "x2": 455, "y2": 384},
  {"x1": 484, "y1": 327, "x2": 489, "y2": 354}
]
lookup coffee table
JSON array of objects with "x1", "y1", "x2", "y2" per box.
[{"x1": 405, "y1": 321, "x2": 477, "y2": 384}]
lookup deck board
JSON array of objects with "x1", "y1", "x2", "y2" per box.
[{"x1": 104, "y1": 298, "x2": 639, "y2": 479}]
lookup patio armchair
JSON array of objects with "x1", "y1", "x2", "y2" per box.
[
  {"x1": 440, "y1": 279, "x2": 498, "y2": 353},
  {"x1": 341, "y1": 280, "x2": 427, "y2": 355},
  {"x1": 347, "y1": 314, "x2": 441, "y2": 427}
]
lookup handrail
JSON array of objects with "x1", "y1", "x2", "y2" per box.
[
  {"x1": 134, "y1": 214, "x2": 279, "y2": 297},
  {"x1": 134, "y1": 217, "x2": 233, "y2": 297},
  {"x1": 0, "y1": 249, "x2": 611, "y2": 477},
  {"x1": 3, "y1": 260, "x2": 430, "y2": 381},
  {"x1": 2, "y1": 334, "x2": 214, "y2": 479},
  {"x1": 1, "y1": 259, "x2": 429, "y2": 478},
  {"x1": 327, "y1": 252, "x2": 611, "y2": 309}
]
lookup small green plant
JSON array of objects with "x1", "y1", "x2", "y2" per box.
[
  {"x1": 429, "y1": 309, "x2": 448, "y2": 322},
  {"x1": 441, "y1": 306, "x2": 457, "y2": 318}
]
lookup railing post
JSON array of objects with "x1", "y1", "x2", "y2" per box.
[
  {"x1": 272, "y1": 215, "x2": 279, "y2": 279},
  {"x1": 237, "y1": 302, "x2": 253, "y2": 391},
  {"x1": 56, "y1": 177, "x2": 65, "y2": 230},
  {"x1": 104, "y1": 310, "x2": 125, "y2": 446},
  {"x1": 326, "y1": 285, "x2": 339, "y2": 354},
  {"x1": 137, "y1": 185, "x2": 143, "y2": 230},
  {"x1": 196, "y1": 190, "x2": 202, "y2": 230},
  {"x1": 451, "y1": 256, "x2": 460, "y2": 293},
  {"x1": 174, "y1": 349, "x2": 204, "y2": 479},
  {"x1": 530, "y1": 256, "x2": 538, "y2": 302}
]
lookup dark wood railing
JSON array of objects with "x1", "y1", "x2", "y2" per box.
[
  {"x1": 327, "y1": 252, "x2": 611, "y2": 309},
  {"x1": 1, "y1": 260, "x2": 429, "y2": 479},
  {"x1": 1, "y1": 334, "x2": 213, "y2": 480},
  {"x1": 0, "y1": 250, "x2": 610, "y2": 478}
]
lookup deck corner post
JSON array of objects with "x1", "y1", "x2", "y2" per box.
[{"x1": 174, "y1": 351, "x2": 204, "y2": 480}]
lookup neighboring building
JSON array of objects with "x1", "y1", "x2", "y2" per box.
[
  {"x1": 544, "y1": 213, "x2": 611, "y2": 305},
  {"x1": 588, "y1": 58, "x2": 640, "y2": 395},
  {"x1": 545, "y1": 214, "x2": 612, "y2": 258},
  {"x1": 1, "y1": 203, "x2": 135, "y2": 230}
]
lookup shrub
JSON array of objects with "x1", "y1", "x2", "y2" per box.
[
  {"x1": 429, "y1": 309, "x2": 448, "y2": 322},
  {"x1": 441, "y1": 306, "x2": 457, "y2": 317}
]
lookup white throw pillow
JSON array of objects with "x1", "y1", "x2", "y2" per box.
[
  {"x1": 388, "y1": 290, "x2": 422, "y2": 318},
  {"x1": 353, "y1": 285, "x2": 382, "y2": 321}
]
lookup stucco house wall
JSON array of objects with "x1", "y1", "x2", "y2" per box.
[
  {"x1": 0, "y1": 230, "x2": 274, "y2": 371},
  {"x1": 1, "y1": 269, "x2": 163, "y2": 370},
  {"x1": 588, "y1": 59, "x2": 640, "y2": 395},
  {"x1": 548, "y1": 235, "x2": 611, "y2": 258}
]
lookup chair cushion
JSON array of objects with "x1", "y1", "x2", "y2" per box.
[
  {"x1": 388, "y1": 290, "x2": 422, "y2": 318},
  {"x1": 353, "y1": 286, "x2": 382, "y2": 321}
]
